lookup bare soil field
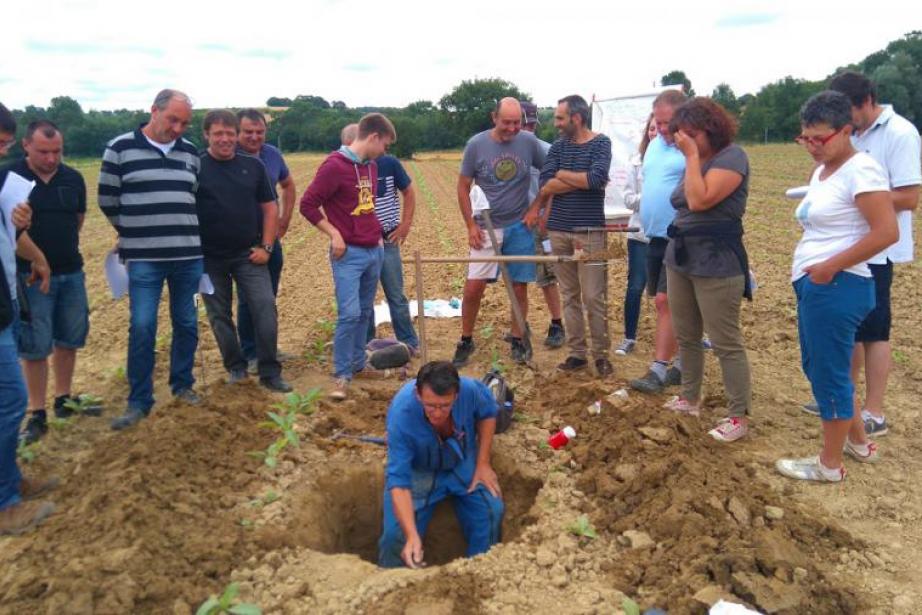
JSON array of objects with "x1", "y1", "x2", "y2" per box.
[{"x1": 1, "y1": 145, "x2": 920, "y2": 614}]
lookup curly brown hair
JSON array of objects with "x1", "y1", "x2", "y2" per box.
[{"x1": 669, "y1": 97, "x2": 737, "y2": 153}]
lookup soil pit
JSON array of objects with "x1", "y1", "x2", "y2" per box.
[{"x1": 283, "y1": 449, "x2": 543, "y2": 566}]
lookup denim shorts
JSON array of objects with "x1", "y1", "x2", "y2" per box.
[
  {"x1": 467, "y1": 221, "x2": 537, "y2": 283},
  {"x1": 17, "y1": 270, "x2": 90, "y2": 360}
]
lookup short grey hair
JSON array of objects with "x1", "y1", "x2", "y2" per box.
[
  {"x1": 800, "y1": 91, "x2": 852, "y2": 130},
  {"x1": 340, "y1": 123, "x2": 358, "y2": 146},
  {"x1": 153, "y1": 89, "x2": 192, "y2": 111}
]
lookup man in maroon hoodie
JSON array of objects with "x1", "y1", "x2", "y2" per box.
[{"x1": 301, "y1": 113, "x2": 395, "y2": 400}]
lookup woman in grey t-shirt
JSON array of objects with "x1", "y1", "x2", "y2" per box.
[{"x1": 662, "y1": 98, "x2": 752, "y2": 443}]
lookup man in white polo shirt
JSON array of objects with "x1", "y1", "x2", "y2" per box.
[{"x1": 824, "y1": 71, "x2": 922, "y2": 436}]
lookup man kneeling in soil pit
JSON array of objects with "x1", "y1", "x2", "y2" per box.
[{"x1": 378, "y1": 360, "x2": 504, "y2": 568}]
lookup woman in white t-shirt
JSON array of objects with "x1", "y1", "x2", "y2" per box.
[{"x1": 776, "y1": 91, "x2": 897, "y2": 483}]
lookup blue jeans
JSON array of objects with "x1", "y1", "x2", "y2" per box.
[
  {"x1": 624, "y1": 239, "x2": 648, "y2": 339},
  {"x1": 0, "y1": 305, "x2": 27, "y2": 511},
  {"x1": 126, "y1": 259, "x2": 203, "y2": 412},
  {"x1": 237, "y1": 239, "x2": 283, "y2": 361},
  {"x1": 367, "y1": 241, "x2": 418, "y2": 348},
  {"x1": 794, "y1": 272, "x2": 875, "y2": 421},
  {"x1": 378, "y1": 469, "x2": 504, "y2": 568},
  {"x1": 330, "y1": 245, "x2": 383, "y2": 379},
  {"x1": 17, "y1": 270, "x2": 90, "y2": 360}
]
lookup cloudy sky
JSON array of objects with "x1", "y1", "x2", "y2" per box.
[{"x1": 1, "y1": 0, "x2": 918, "y2": 111}]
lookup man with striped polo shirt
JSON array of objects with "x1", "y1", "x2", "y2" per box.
[
  {"x1": 525, "y1": 94, "x2": 613, "y2": 376},
  {"x1": 98, "y1": 89, "x2": 204, "y2": 430}
]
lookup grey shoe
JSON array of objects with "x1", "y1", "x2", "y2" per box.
[
  {"x1": 545, "y1": 323, "x2": 565, "y2": 348},
  {"x1": 247, "y1": 359, "x2": 259, "y2": 375},
  {"x1": 228, "y1": 369, "x2": 248, "y2": 384},
  {"x1": 173, "y1": 388, "x2": 202, "y2": 405},
  {"x1": 260, "y1": 376, "x2": 293, "y2": 393},
  {"x1": 802, "y1": 401, "x2": 820, "y2": 417},
  {"x1": 664, "y1": 366, "x2": 681, "y2": 386},
  {"x1": 630, "y1": 370, "x2": 666, "y2": 393},
  {"x1": 111, "y1": 408, "x2": 146, "y2": 431},
  {"x1": 614, "y1": 339, "x2": 636, "y2": 356}
]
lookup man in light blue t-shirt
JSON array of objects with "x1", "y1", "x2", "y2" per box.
[{"x1": 630, "y1": 90, "x2": 688, "y2": 394}]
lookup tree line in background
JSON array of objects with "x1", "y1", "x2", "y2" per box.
[{"x1": 5, "y1": 32, "x2": 920, "y2": 159}]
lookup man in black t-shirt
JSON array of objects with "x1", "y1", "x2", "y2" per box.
[
  {"x1": 11, "y1": 121, "x2": 101, "y2": 445},
  {"x1": 196, "y1": 110, "x2": 291, "y2": 392}
]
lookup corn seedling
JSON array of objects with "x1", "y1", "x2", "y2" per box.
[
  {"x1": 195, "y1": 582, "x2": 261, "y2": 615},
  {"x1": 271, "y1": 389, "x2": 321, "y2": 416},
  {"x1": 260, "y1": 411, "x2": 299, "y2": 447},
  {"x1": 48, "y1": 417, "x2": 72, "y2": 431},
  {"x1": 17, "y1": 441, "x2": 39, "y2": 463},
  {"x1": 63, "y1": 393, "x2": 103, "y2": 415},
  {"x1": 490, "y1": 348, "x2": 505, "y2": 374},
  {"x1": 480, "y1": 324, "x2": 494, "y2": 340},
  {"x1": 109, "y1": 366, "x2": 126, "y2": 382},
  {"x1": 621, "y1": 597, "x2": 641, "y2": 615},
  {"x1": 567, "y1": 514, "x2": 598, "y2": 539}
]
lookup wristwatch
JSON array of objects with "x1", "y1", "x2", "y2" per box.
[{"x1": 261, "y1": 243, "x2": 274, "y2": 254}]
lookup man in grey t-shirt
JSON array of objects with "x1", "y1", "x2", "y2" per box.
[{"x1": 453, "y1": 97, "x2": 546, "y2": 367}]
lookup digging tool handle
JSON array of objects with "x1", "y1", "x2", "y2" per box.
[{"x1": 481, "y1": 211, "x2": 531, "y2": 355}]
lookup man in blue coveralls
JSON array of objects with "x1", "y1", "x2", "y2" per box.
[{"x1": 378, "y1": 361, "x2": 504, "y2": 568}]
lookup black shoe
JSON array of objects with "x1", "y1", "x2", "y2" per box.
[
  {"x1": 510, "y1": 338, "x2": 528, "y2": 364},
  {"x1": 228, "y1": 369, "x2": 249, "y2": 384},
  {"x1": 630, "y1": 369, "x2": 666, "y2": 393},
  {"x1": 111, "y1": 408, "x2": 146, "y2": 431},
  {"x1": 557, "y1": 356, "x2": 588, "y2": 372},
  {"x1": 452, "y1": 339, "x2": 475, "y2": 367},
  {"x1": 260, "y1": 376, "x2": 293, "y2": 393},
  {"x1": 595, "y1": 358, "x2": 614, "y2": 377},
  {"x1": 545, "y1": 323, "x2": 565, "y2": 348},
  {"x1": 664, "y1": 366, "x2": 682, "y2": 386},
  {"x1": 20, "y1": 411, "x2": 48, "y2": 445}
]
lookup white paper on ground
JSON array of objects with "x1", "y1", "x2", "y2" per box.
[
  {"x1": 470, "y1": 185, "x2": 490, "y2": 212},
  {"x1": 709, "y1": 599, "x2": 764, "y2": 615},
  {"x1": 785, "y1": 186, "x2": 809, "y2": 199},
  {"x1": 0, "y1": 171, "x2": 36, "y2": 244},
  {"x1": 104, "y1": 250, "x2": 129, "y2": 299},
  {"x1": 372, "y1": 298, "x2": 461, "y2": 327},
  {"x1": 198, "y1": 273, "x2": 214, "y2": 295}
]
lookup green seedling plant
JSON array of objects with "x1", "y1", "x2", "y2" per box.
[
  {"x1": 480, "y1": 324, "x2": 494, "y2": 340},
  {"x1": 621, "y1": 597, "x2": 641, "y2": 615},
  {"x1": 195, "y1": 582, "x2": 261, "y2": 615},
  {"x1": 47, "y1": 417, "x2": 73, "y2": 431},
  {"x1": 248, "y1": 490, "x2": 281, "y2": 508},
  {"x1": 271, "y1": 389, "x2": 321, "y2": 416},
  {"x1": 63, "y1": 393, "x2": 103, "y2": 415},
  {"x1": 110, "y1": 366, "x2": 126, "y2": 382},
  {"x1": 17, "y1": 440, "x2": 39, "y2": 463},
  {"x1": 567, "y1": 514, "x2": 598, "y2": 540},
  {"x1": 490, "y1": 348, "x2": 506, "y2": 374}
]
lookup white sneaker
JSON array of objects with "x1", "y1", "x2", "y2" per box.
[
  {"x1": 708, "y1": 417, "x2": 748, "y2": 442},
  {"x1": 775, "y1": 456, "x2": 845, "y2": 482},
  {"x1": 663, "y1": 396, "x2": 700, "y2": 416},
  {"x1": 844, "y1": 439, "x2": 880, "y2": 464},
  {"x1": 614, "y1": 339, "x2": 636, "y2": 356}
]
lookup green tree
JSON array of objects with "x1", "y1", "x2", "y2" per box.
[
  {"x1": 266, "y1": 96, "x2": 292, "y2": 107},
  {"x1": 439, "y1": 78, "x2": 529, "y2": 142},
  {"x1": 660, "y1": 70, "x2": 694, "y2": 96},
  {"x1": 47, "y1": 96, "x2": 84, "y2": 130},
  {"x1": 711, "y1": 83, "x2": 740, "y2": 115}
]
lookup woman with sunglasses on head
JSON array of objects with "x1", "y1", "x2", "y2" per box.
[
  {"x1": 776, "y1": 91, "x2": 897, "y2": 482},
  {"x1": 615, "y1": 113, "x2": 657, "y2": 356},
  {"x1": 661, "y1": 97, "x2": 753, "y2": 442}
]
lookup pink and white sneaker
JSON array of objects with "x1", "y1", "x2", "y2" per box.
[
  {"x1": 663, "y1": 396, "x2": 700, "y2": 416},
  {"x1": 708, "y1": 417, "x2": 748, "y2": 442},
  {"x1": 844, "y1": 439, "x2": 880, "y2": 464}
]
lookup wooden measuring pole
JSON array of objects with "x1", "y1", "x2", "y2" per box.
[{"x1": 414, "y1": 250, "x2": 428, "y2": 364}]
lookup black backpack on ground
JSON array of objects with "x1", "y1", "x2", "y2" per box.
[{"x1": 482, "y1": 369, "x2": 514, "y2": 434}]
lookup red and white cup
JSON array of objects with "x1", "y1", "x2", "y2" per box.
[{"x1": 548, "y1": 426, "x2": 576, "y2": 450}]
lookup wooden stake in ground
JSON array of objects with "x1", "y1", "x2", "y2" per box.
[
  {"x1": 481, "y1": 210, "x2": 532, "y2": 362},
  {"x1": 414, "y1": 250, "x2": 428, "y2": 364}
]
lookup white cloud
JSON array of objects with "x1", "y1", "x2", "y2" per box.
[{"x1": 1, "y1": 0, "x2": 918, "y2": 111}]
